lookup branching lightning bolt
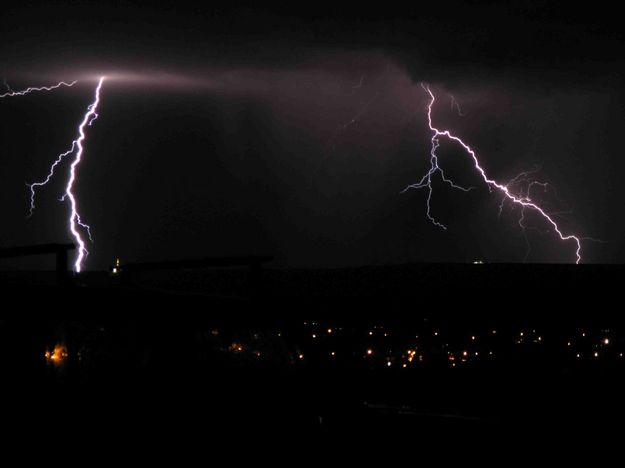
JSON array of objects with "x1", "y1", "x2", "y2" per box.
[
  {"x1": 0, "y1": 80, "x2": 77, "y2": 98},
  {"x1": 28, "y1": 77, "x2": 105, "y2": 272},
  {"x1": 27, "y1": 142, "x2": 77, "y2": 217},
  {"x1": 404, "y1": 84, "x2": 584, "y2": 263}
]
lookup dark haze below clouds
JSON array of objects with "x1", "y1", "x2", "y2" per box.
[{"x1": 1, "y1": 1, "x2": 624, "y2": 269}]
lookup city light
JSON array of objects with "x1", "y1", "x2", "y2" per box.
[
  {"x1": 230, "y1": 343, "x2": 244, "y2": 353},
  {"x1": 45, "y1": 344, "x2": 68, "y2": 366}
]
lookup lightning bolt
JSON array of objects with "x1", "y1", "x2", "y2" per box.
[
  {"x1": 0, "y1": 80, "x2": 77, "y2": 98},
  {"x1": 28, "y1": 77, "x2": 105, "y2": 272},
  {"x1": 404, "y1": 84, "x2": 584, "y2": 263},
  {"x1": 2, "y1": 79, "x2": 80, "y2": 216},
  {"x1": 449, "y1": 94, "x2": 467, "y2": 117},
  {"x1": 27, "y1": 142, "x2": 77, "y2": 217},
  {"x1": 352, "y1": 74, "x2": 366, "y2": 89},
  {"x1": 3, "y1": 78, "x2": 14, "y2": 93}
]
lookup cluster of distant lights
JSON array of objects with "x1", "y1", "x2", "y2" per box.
[
  {"x1": 279, "y1": 322, "x2": 624, "y2": 369},
  {"x1": 43, "y1": 323, "x2": 623, "y2": 371},
  {"x1": 203, "y1": 322, "x2": 625, "y2": 369},
  {"x1": 44, "y1": 344, "x2": 69, "y2": 366}
]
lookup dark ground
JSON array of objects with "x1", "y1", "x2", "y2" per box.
[{"x1": 2, "y1": 263, "x2": 624, "y2": 461}]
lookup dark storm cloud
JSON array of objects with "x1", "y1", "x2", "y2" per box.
[
  {"x1": 2, "y1": 1, "x2": 623, "y2": 84},
  {"x1": 1, "y1": 1, "x2": 623, "y2": 268}
]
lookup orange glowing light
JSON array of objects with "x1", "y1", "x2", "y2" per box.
[
  {"x1": 45, "y1": 344, "x2": 68, "y2": 365},
  {"x1": 229, "y1": 343, "x2": 245, "y2": 353}
]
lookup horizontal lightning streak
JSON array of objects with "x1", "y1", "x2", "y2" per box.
[{"x1": 0, "y1": 80, "x2": 77, "y2": 98}]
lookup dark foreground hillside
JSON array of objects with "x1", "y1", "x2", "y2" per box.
[{"x1": 2, "y1": 263, "x2": 624, "y2": 461}]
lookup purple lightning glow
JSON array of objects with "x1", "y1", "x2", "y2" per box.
[
  {"x1": 27, "y1": 142, "x2": 77, "y2": 217},
  {"x1": 28, "y1": 77, "x2": 105, "y2": 272},
  {"x1": 0, "y1": 80, "x2": 77, "y2": 98},
  {"x1": 404, "y1": 84, "x2": 584, "y2": 263},
  {"x1": 449, "y1": 94, "x2": 467, "y2": 117}
]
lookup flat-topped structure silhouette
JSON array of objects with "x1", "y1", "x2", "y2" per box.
[{"x1": 0, "y1": 243, "x2": 75, "y2": 284}]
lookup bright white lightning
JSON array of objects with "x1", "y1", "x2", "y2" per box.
[
  {"x1": 405, "y1": 84, "x2": 584, "y2": 263},
  {"x1": 0, "y1": 80, "x2": 77, "y2": 98},
  {"x1": 28, "y1": 77, "x2": 105, "y2": 272}
]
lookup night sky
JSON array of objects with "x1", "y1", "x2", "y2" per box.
[{"x1": 1, "y1": 1, "x2": 624, "y2": 270}]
